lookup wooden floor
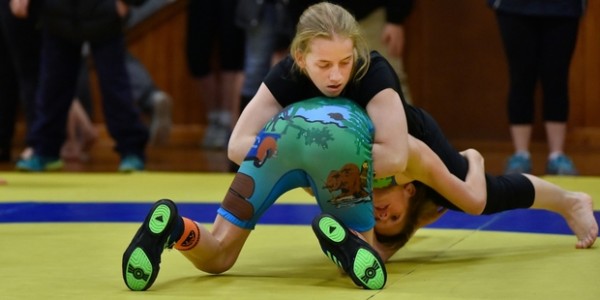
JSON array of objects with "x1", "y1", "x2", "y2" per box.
[{"x1": 2, "y1": 124, "x2": 600, "y2": 176}]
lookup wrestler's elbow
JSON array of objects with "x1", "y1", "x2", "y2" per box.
[
  {"x1": 389, "y1": 140, "x2": 409, "y2": 173},
  {"x1": 373, "y1": 146, "x2": 407, "y2": 176},
  {"x1": 387, "y1": 154, "x2": 408, "y2": 175},
  {"x1": 373, "y1": 158, "x2": 406, "y2": 178},
  {"x1": 396, "y1": 155, "x2": 409, "y2": 173},
  {"x1": 463, "y1": 193, "x2": 486, "y2": 215},
  {"x1": 227, "y1": 141, "x2": 245, "y2": 165}
]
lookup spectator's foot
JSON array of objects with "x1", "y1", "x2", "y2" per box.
[
  {"x1": 119, "y1": 155, "x2": 145, "y2": 172},
  {"x1": 149, "y1": 91, "x2": 172, "y2": 146},
  {"x1": 504, "y1": 154, "x2": 532, "y2": 174},
  {"x1": 200, "y1": 123, "x2": 219, "y2": 149},
  {"x1": 79, "y1": 127, "x2": 99, "y2": 161},
  {"x1": 60, "y1": 140, "x2": 85, "y2": 162},
  {"x1": 200, "y1": 111, "x2": 230, "y2": 150},
  {"x1": 202, "y1": 124, "x2": 229, "y2": 150},
  {"x1": 546, "y1": 154, "x2": 578, "y2": 175},
  {"x1": 312, "y1": 213, "x2": 387, "y2": 290},
  {"x1": 61, "y1": 128, "x2": 99, "y2": 162},
  {"x1": 16, "y1": 154, "x2": 63, "y2": 172},
  {"x1": 122, "y1": 199, "x2": 180, "y2": 291}
]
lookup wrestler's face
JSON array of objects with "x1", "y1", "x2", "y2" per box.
[
  {"x1": 296, "y1": 35, "x2": 354, "y2": 97},
  {"x1": 372, "y1": 184, "x2": 414, "y2": 236}
]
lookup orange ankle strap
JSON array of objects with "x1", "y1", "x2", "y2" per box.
[{"x1": 174, "y1": 217, "x2": 200, "y2": 251}]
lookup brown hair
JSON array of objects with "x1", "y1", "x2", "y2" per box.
[
  {"x1": 375, "y1": 182, "x2": 436, "y2": 251},
  {"x1": 289, "y1": 2, "x2": 370, "y2": 82}
]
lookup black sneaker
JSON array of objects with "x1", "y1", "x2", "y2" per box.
[
  {"x1": 312, "y1": 213, "x2": 387, "y2": 289},
  {"x1": 122, "y1": 199, "x2": 178, "y2": 291}
]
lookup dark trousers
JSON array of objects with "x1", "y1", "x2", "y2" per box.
[
  {"x1": 496, "y1": 12, "x2": 580, "y2": 124},
  {"x1": 0, "y1": 28, "x2": 19, "y2": 153},
  {"x1": 31, "y1": 31, "x2": 148, "y2": 159},
  {"x1": 77, "y1": 52, "x2": 157, "y2": 114},
  {"x1": 0, "y1": 3, "x2": 40, "y2": 151}
]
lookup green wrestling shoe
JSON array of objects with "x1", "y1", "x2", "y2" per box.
[
  {"x1": 312, "y1": 213, "x2": 387, "y2": 290},
  {"x1": 122, "y1": 199, "x2": 179, "y2": 291}
]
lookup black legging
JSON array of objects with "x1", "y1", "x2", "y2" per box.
[{"x1": 495, "y1": 12, "x2": 580, "y2": 124}]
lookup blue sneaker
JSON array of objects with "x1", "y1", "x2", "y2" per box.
[
  {"x1": 122, "y1": 199, "x2": 179, "y2": 291},
  {"x1": 504, "y1": 154, "x2": 532, "y2": 174},
  {"x1": 312, "y1": 213, "x2": 387, "y2": 290},
  {"x1": 16, "y1": 154, "x2": 63, "y2": 172},
  {"x1": 546, "y1": 154, "x2": 578, "y2": 175},
  {"x1": 119, "y1": 155, "x2": 145, "y2": 172}
]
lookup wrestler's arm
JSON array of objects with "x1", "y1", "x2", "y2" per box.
[
  {"x1": 228, "y1": 83, "x2": 283, "y2": 165},
  {"x1": 366, "y1": 88, "x2": 409, "y2": 178},
  {"x1": 406, "y1": 137, "x2": 487, "y2": 215}
]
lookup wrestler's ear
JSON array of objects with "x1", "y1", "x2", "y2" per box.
[
  {"x1": 294, "y1": 50, "x2": 306, "y2": 69},
  {"x1": 403, "y1": 183, "x2": 416, "y2": 197}
]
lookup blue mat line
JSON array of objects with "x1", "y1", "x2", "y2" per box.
[{"x1": 1, "y1": 202, "x2": 599, "y2": 236}]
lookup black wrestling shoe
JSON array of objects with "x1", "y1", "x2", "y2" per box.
[
  {"x1": 312, "y1": 213, "x2": 387, "y2": 290},
  {"x1": 122, "y1": 199, "x2": 178, "y2": 291}
]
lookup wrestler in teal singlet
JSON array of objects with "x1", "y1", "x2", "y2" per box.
[{"x1": 218, "y1": 97, "x2": 375, "y2": 232}]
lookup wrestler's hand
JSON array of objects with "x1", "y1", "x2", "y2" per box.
[
  {"x1": 460, "y1": 148, "x2": 487, "y2": 211},
  {"x1": 460, "y1": 148, "x2": 484, "y2": 168}
]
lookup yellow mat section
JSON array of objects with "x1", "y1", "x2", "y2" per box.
[
  {"x1": 1, "y1": 172, "x2": 599, "y2": 299},
  {"x1": 1, "y1": 172, "x2": 600, "y2": 205},
  {"x1": 1, "y1": 224, "x2": 598, "y2": 300},
  {"x1": 0, "y1": 172, "x2": 312, "y2": 203}
]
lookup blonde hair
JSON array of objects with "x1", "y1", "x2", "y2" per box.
[{"x1": 290, "y1": 2, "x2": 371, "y2": 82}]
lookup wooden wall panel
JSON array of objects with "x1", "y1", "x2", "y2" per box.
[
  {"x1": 109, "y1": 0, "x2": 599, "y2": 147},
  {"x1": 404, "y1": 0, "x2": 600, "y2": 144},
  {"x1": 570, "y1": 0, "x2": 600, "y2": 128},
  {"x1": 126, "y1": 0, "x2": 203, "y2": 126},
  {"x1": 90, "y1": 0, "x2": 204, "y2": 126},
  {"x1": 405, "y1": 0, "x2": 519, "y2": 141}
]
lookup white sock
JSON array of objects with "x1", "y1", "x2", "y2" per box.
[
  {"x1": 515, "y1": 151, "x2": 530, "y2": 159},
  {"x1": 548, "y1": 152, "x2": 563, "y2": 160}
]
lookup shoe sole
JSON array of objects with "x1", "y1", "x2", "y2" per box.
[
  {"x1": 312, "y1": 214, "x2": 387, "y2": 290},
  {"x1": 122, "y1": 199, "x2": 177, "y2": 291}
]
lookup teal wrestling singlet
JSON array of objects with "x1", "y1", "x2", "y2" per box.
[{"x1": 218, "y1": 97, "x2": 375, "y2": 232}]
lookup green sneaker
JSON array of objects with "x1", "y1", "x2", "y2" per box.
[
  {"x1": 546, "y1": 154, "x2": 578, "y2": 175},
  {"x1": 312, "y1": 213, "x2": 387, "y2": 290},
  {"x1": 119, "y1": 155, "x2": 145, "y2": 172},
  {"x1": 122, "y1": 199, "x2": 178, "y2": 291},
  {"x1": 16, "y1": 154, "x2": 63, "y2": 172}
]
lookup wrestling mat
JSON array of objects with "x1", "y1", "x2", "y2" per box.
[{"x1": 1, "y1": 172, "x2": 599, "y2": 300}]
